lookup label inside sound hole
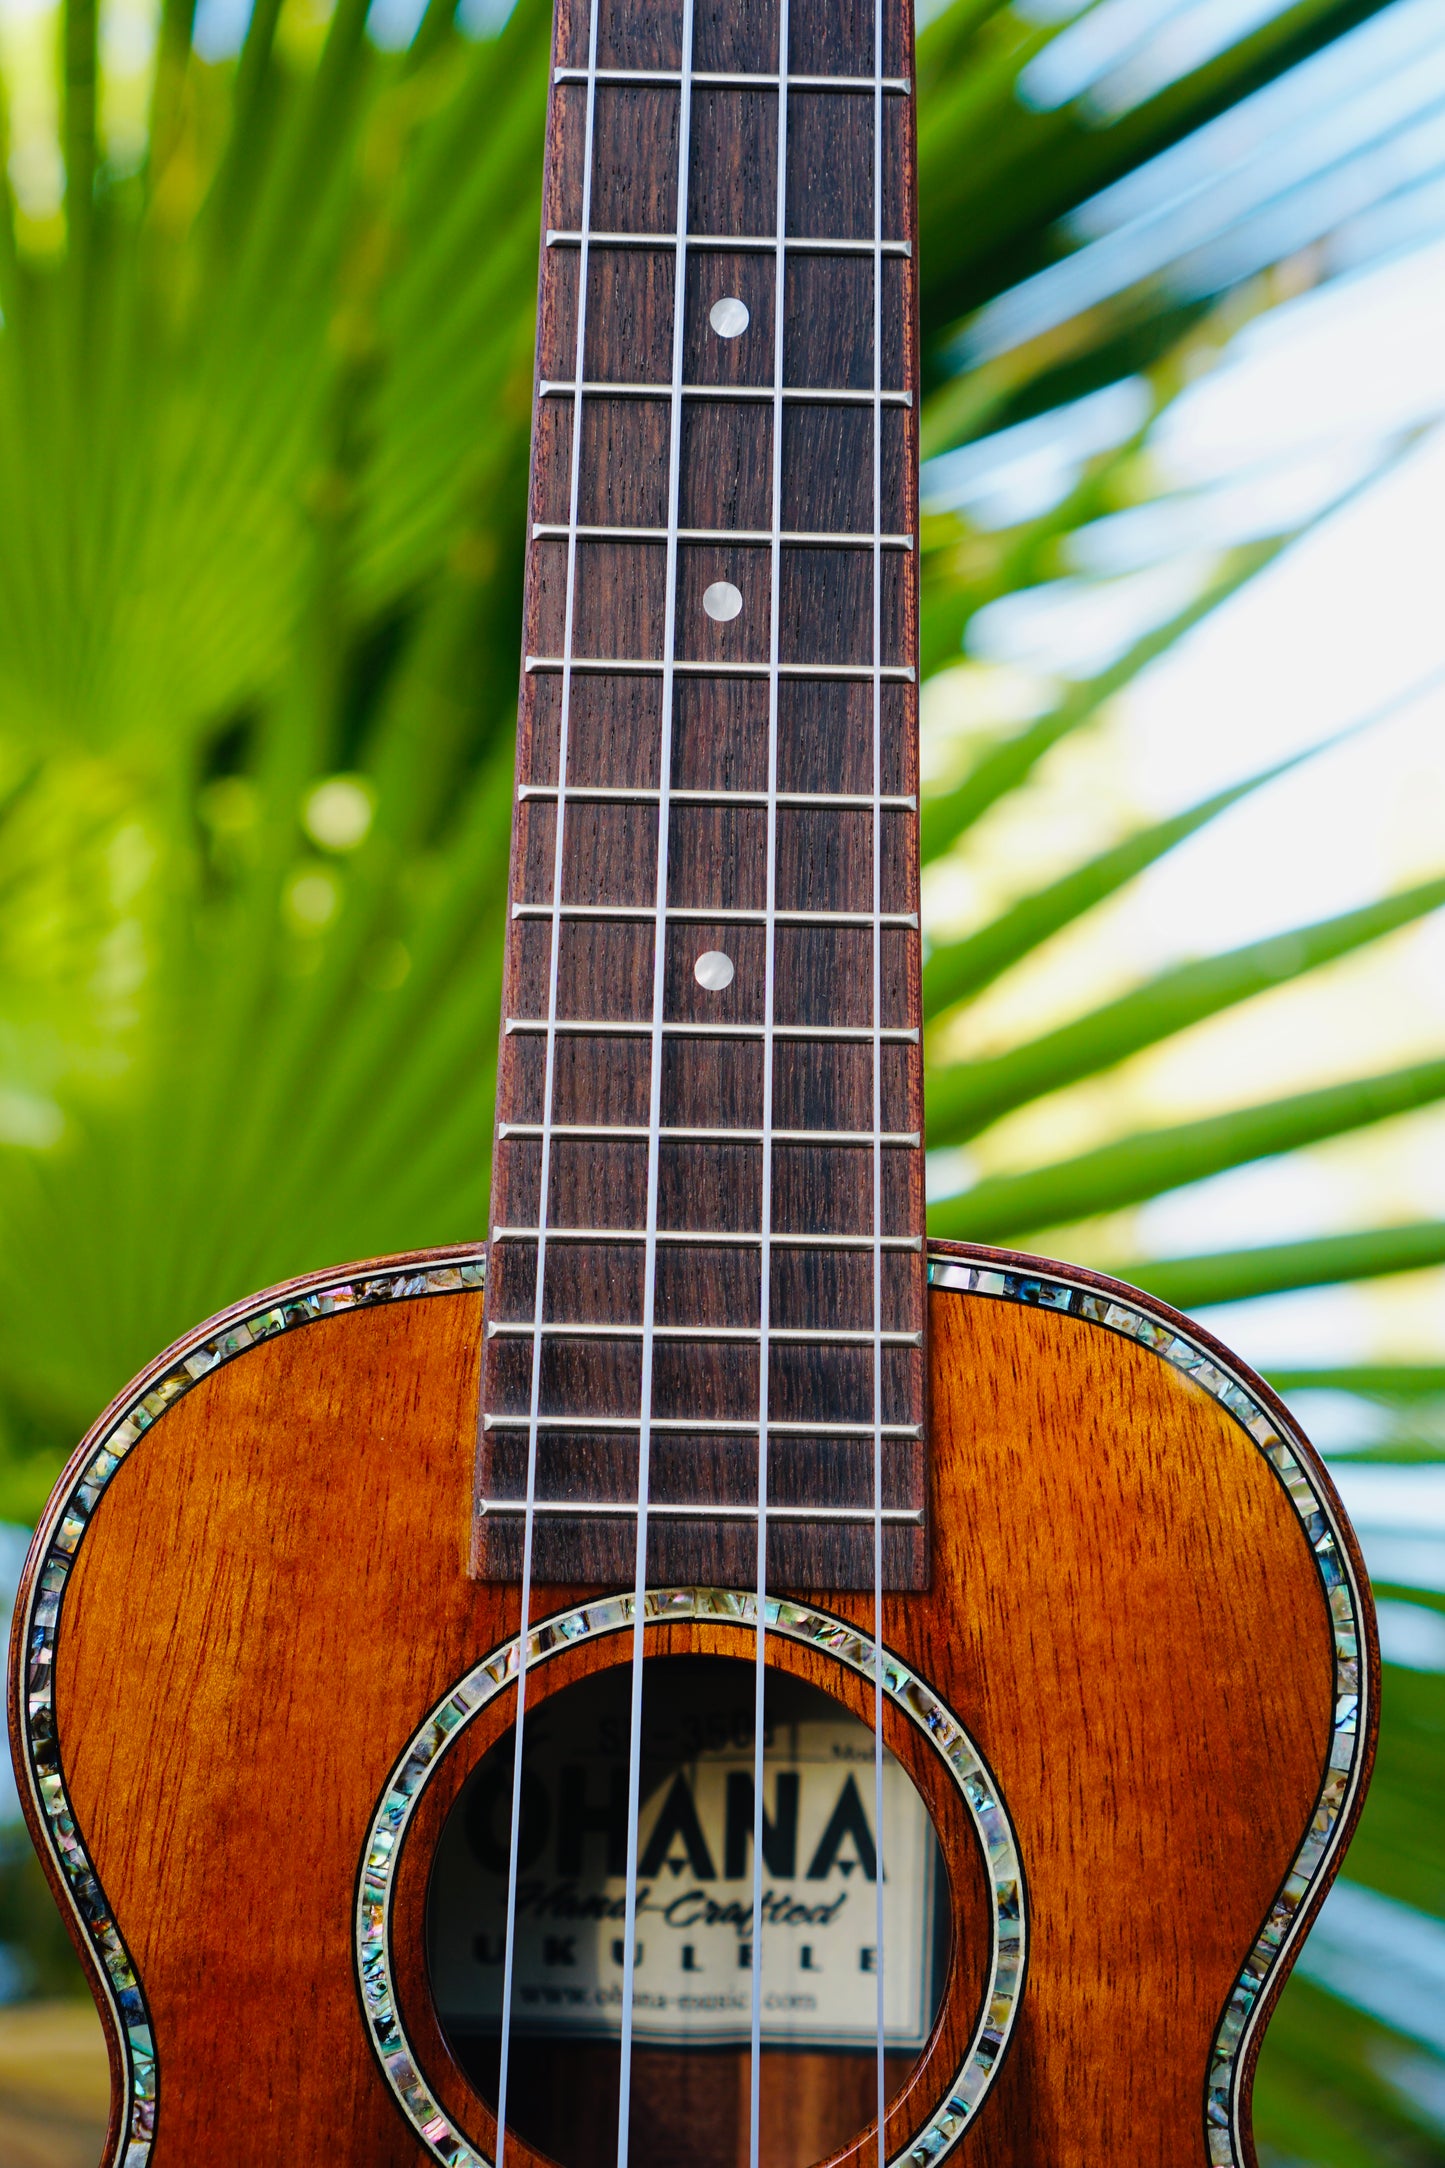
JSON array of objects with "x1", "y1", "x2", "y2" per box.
[{"x1": 426, "y1": 1657, "x2": 946, "y2": 2052}]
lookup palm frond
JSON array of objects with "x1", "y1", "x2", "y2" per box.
[
  {"x1": 1119, "y1": 1221, "x2": 1445, "y2": 1309},
  {"x1": 924, "y1": 876, "x2": 1445, "y2": 1143},
  {"x1": 931, "y1": 1058, "x2": 1445, "y2": 1243}
]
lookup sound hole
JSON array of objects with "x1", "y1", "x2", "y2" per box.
[{"x1": 426, "y1": 1656, "x2": 951, "y2": 2168}]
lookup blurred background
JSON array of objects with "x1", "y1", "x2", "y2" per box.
[{"x1": 0, "y1": 0, "x2": 1442, "y2": 2153}]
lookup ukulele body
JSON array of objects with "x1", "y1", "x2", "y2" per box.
[{"x1": 9, "y1": 1240, "x2": 1375, "y2": 2168}]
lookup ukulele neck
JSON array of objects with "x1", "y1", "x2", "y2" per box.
[{"x1": 477, "y1": 0, "x2": 926, "y2": 1592}]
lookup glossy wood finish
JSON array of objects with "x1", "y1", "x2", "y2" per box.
[
  {"x1": 478, "y1": 0, "x2": 928, "y2": 1590},
  {"x1": 389, "y1": 1629, "x2": 994, "y2": 2168},
  {"x1": 11, "y1": 1248, "x2": 1375, "y2": 2168}
]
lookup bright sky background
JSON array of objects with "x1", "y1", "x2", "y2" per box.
[{"x1": 920, "y1": 231, "x2": 1445, "y2": 1373}]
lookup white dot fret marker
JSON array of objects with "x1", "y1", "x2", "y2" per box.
[
  {"x1": 703, "y1": 580, "x2": 743, "y2": 622},
  {"x1": 694, "y1": 950, "x2": 735, "y2": 991},
  {"x1": 709, "y1": 296, "x2": 749, "y2": 338}
]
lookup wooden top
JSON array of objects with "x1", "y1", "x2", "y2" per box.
[
  {"x1": 477, "y1": 0, "x2": 926, "y2": 1589},
  {"x1": 28, "y1": 1256, "x2": 1372, "y2": 2166}
]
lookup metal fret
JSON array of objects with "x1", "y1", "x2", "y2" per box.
[
  {"x1": 546, "y1": 231, "x2": 911, "y2": 254},
  {"x1": 510, "y1": 901, "x2": 919, "y2": 924},
  {"x1": 480, "y1": 1500, "x2": 926, "y2": 1522},
  {"x1": 492, "y1": 1226, "x2": 924, "y2": 1247},
  {"x1": 517, "y1": 783, "x2": 916, "y2": 807},
  {"x1": 483, "y1": 1413, "x2": 925, "y2": 1435},
  {"x1": 525, "y1": 655, "x2": 916, "y2": 678},
  {"x1": 554, "y1": 67, "x2": 912, "y2": 90},
  {"x1": 503, "y1": 1017, "x2": 919, "y2": 1039},
  {"x1": 533, "y1": 523, "x2": 914, "y2": 546},
  {"x1": 539, "y1": 381, "x2": 913, "y2": 405},
  {"x1": 497, "y1": 1121, "x2": 921, "y2": 1143},
  {"x1": 486, "y1": 1321, "x2": 923, "y2": 1342}
]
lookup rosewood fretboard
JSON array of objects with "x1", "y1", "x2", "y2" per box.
[{"x1": 476, "y1": 0, "x2": 925, "y2": 1590}]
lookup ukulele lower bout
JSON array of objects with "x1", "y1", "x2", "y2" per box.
[{"x1": 8, "y1": 1244, "x2": 1374, "y2": 2168}]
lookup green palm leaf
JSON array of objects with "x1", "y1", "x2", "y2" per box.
[
  {"x1": 921, "y1": 739, "x2": 1332, "y2": 1016},
  {"x1": 918, "y1": 542, "x2": 1283, "y2": 849},
  {"x1": 925, "y1": 876, "x2": 1445, "y2": 1143},
  {"x1": 932, "y1": 1057, "x2": 1445, "y2": 1243},
  {"x1": 1120, "y1": 1222, "x2": 1445, "y2": 1311}
]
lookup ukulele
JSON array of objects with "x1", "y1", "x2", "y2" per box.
[{"x1": 7, "y1": 0, "x2": 1377, "y2": 2161}]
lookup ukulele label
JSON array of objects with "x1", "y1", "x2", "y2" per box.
[{"x1": 428, "y1": 1700, "x2": 942, "y2": 2050}]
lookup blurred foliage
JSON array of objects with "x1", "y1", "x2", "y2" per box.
[
  {"x1": 1252, "y1": 1635, "x2": 1445, "y2": 2166},
  {"x1": 1256, "y1": 1974, "x2": 1445, "y2": 2168},
  {"x1": 0, "y1": 0, "x2": 1442, "y2": 2156},
  {"x1": 0, "y1": 1828, "x2": 91, "y2": 2000},
  {"x1": 1345, "y1": 1635, "x2": 1445, "y2": 1918},
  {"x1": 0, "y1": 0, "x2": 1431, "y2": 1457}
]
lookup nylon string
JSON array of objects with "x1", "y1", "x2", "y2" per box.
[
  {"x1": 870, "y1": 0, "x2": 890, "y2": 2152},
  {"x1": 494, "y1": 0, "x2": 601, "y2": 2157},
  {"x1": 749, "y1": 0, "x2": 792, "y2": 2154},
  {"x1": 615, "y1": 2, "x2": 696, "y2": 2157}
]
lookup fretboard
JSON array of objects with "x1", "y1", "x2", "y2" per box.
[{"x1": 476, "y1": 0, "x2": 925, "y2": 1591}]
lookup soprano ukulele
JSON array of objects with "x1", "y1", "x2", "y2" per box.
[{"x1": 8, "y1": 0, "x2": 1377, "y2": 2161}]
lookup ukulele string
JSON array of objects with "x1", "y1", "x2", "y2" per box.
[
  {"x1": 749, "y1": 0, "x2": 792, "y2": 2153},
  {"x1": 870, "y1": 0, "x2": 888, "y2": 2149},
  {"x1": 494, "y1": 0, "x2": 602, "y2": 2156},
  {"x1": 615, "y1": 2, "x2": 696, "y2": 2156}
]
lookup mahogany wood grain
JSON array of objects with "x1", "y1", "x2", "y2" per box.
[{"x1": 14, "y1": 1248, "x2": 1373, "y2": 2168}]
